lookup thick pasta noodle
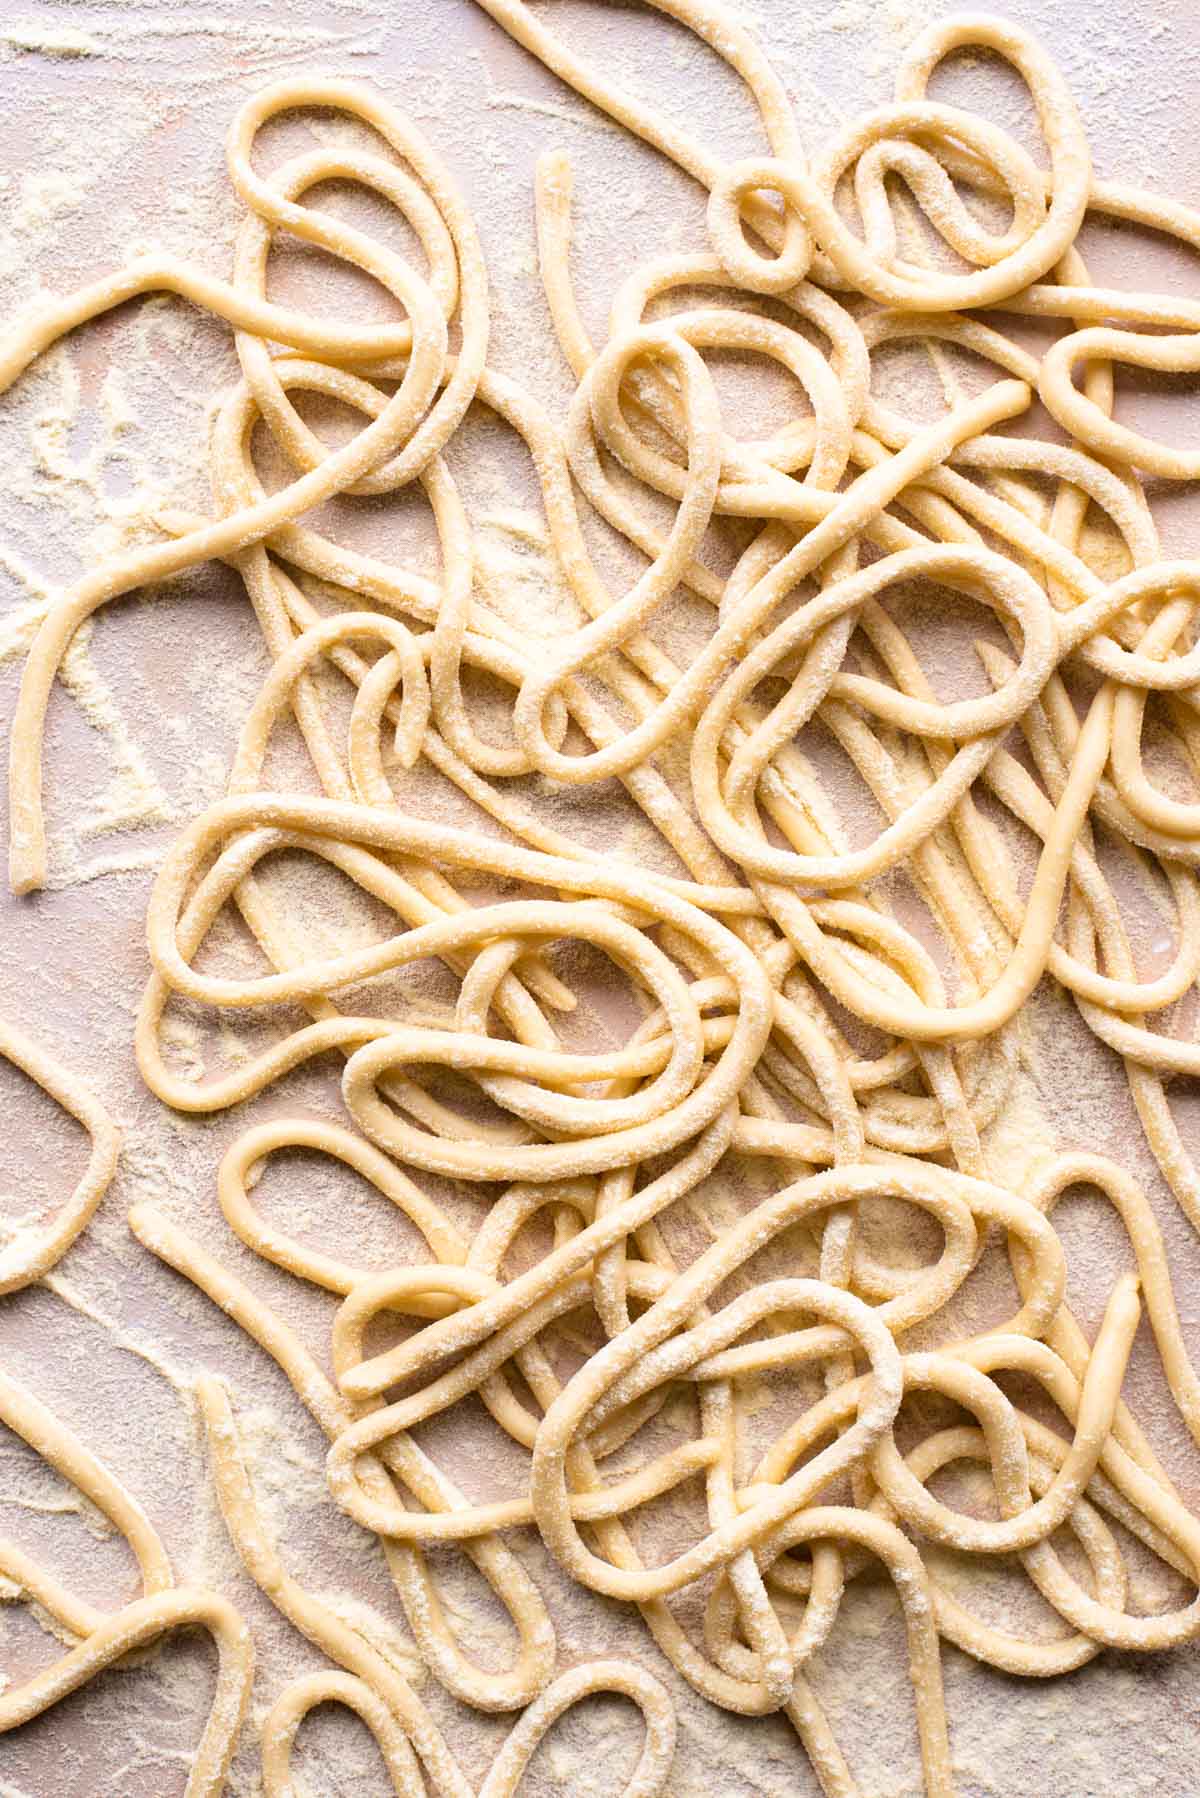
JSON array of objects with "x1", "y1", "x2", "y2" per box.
[
  {"x1": 0, "y1": 1021, "x2": 119, "y2": 1295},
  {"x1": 4, "y1": 7, "x2": 1200, "y2": 1796}
]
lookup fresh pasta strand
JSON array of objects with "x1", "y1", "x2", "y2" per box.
[
  {"x1": 0, "y1": 1019, "x2": 119, "y2": 1294},
  {"x1": 0, "y1": 1368, "x2": 251, "y2": 1798}
]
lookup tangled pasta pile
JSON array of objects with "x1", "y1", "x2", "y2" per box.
[{"x1": 6, "y1": 2, "x2": 1200, "y2": 1792}]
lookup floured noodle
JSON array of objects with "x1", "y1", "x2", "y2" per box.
[
  {"x1": 3, "y1": 4, "x2": 1200, "y2": 1794},
  {"x1": 0, "y1": 1020, "x2": 119, "y2": 1294}
]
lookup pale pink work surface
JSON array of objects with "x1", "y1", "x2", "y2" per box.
[{"x1": 1, "y1": 1, "x2": 1200, "y2": 1794}]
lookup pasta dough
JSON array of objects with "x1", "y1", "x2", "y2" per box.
[{"x1": 3, "y1": 6, "x2": 1200, "y2": 1795}]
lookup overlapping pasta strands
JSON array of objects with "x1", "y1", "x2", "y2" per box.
[
  {"x1": 8, "y1": 4, "x2": 1200, "y2": 1793},
  {"x1": 0, "y1": 1369, "x2": 252, "y2": 1796}
]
